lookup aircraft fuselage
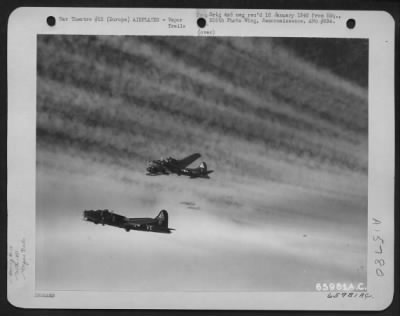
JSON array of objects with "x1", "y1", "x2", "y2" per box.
[
  {"x1": 146, "y1": 154, "x2": 212, "y2": 178},
  {"x1": 83, "y1": 209, "x2": 174, "y2": 233}
]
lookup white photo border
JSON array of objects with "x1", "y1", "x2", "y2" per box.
[{"x1": 7, "y1": 7, "x2": 395, "y2": 310}]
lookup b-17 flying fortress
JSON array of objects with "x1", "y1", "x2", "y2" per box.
[
  {"x1": 83, "y1": 209, "x2": 174, "y2": 233},
  {"x1": 146, "y1": 153, "x2": 213, "y2": 178},
  {"x1": 83, "y1": 153, "x2": 213, "y2": 233}
]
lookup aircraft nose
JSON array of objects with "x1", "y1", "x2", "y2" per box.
[
  {"x1": 147, "y1": 165, "x2": 156, "y2": 172},
  {"x1": 83, "y1": 210, "x2": 90, "y2": 220}
]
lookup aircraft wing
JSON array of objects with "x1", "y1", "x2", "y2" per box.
[{"x1": 176, "y1": 153, "x2": 201, "y2": 169}]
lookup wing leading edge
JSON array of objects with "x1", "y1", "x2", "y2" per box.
[{"x1": 175, "y1": 153, "x2": 201, "y2": 169}]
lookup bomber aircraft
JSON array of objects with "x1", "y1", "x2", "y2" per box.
[
  {"x1": 146, "y1": 153, "x2": 213, "y2": 178},
  {"x1": 83, "y1": 209, "x2": 174, "y2": 233}
]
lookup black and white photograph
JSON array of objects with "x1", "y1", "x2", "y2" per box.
[
  {"x1": 35, "y1": 35, "x2": 369, "y2": 292},
  {"x1": 7, "y1": 7, "x2": 395, "y2": 310}
]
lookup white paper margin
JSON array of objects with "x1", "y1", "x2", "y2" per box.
[{"x1": 7, "y1": 7, "x2": 395, "y2": 310}]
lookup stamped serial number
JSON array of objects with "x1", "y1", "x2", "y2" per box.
[{"x1": 315, "y1": 282, "x2": 366, "y2": 292}]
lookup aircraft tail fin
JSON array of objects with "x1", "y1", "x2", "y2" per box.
[
  {"x1": 155, "y1": 210, "x2": 168, "y2": 227},
  {"x1": 177, "y1": 153, "x2": 201, "y2": 168},
  {"x1": 191, "y1": 162, "x2": 212, "y2": 178},
  {"x1": 199, "y1": 162, "x2": 207, "y2": 172}
]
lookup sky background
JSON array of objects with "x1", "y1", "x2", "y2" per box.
[{"x1": 36, "y1": 36, "x2": 368, "y2": 291}]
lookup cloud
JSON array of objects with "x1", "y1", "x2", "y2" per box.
[{"x1": 35, "y1": 35, "x2": 368, "y2": 291}]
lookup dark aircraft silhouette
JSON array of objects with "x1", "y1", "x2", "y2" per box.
[
  {"x1": 83, "y1": 209, "x2": 174, "y2": 233},
  {"x1": 146, "y1": 153, "x2": 213, "y2": 178},
  {"x1": 181, "y1": 162, "x2": 213, "y2": 179}
]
